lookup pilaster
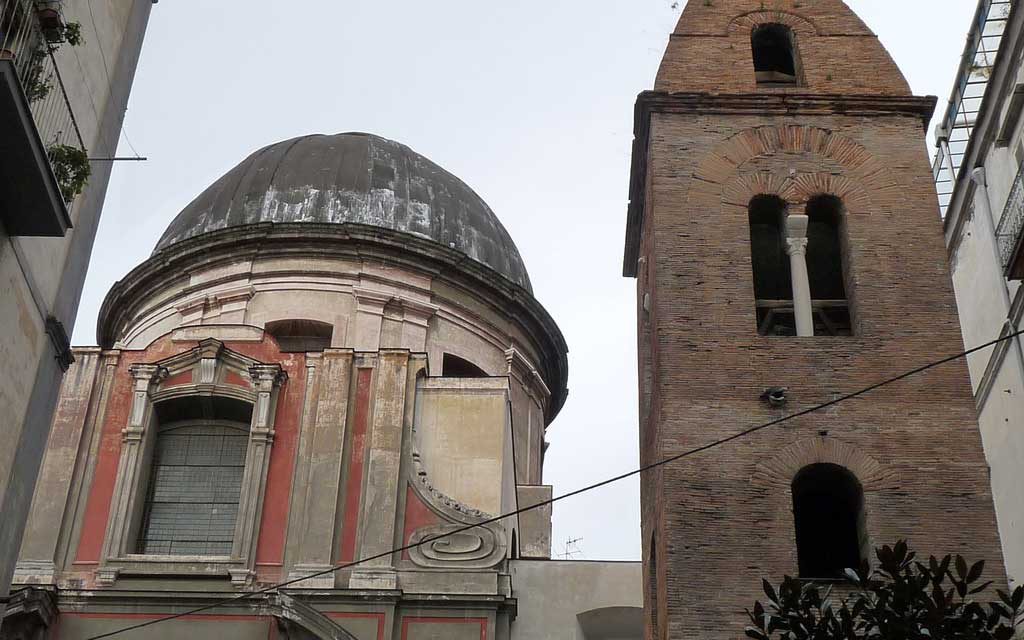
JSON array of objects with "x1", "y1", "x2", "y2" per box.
[
  {"x1": 14, "y1": 350, "x2": 104, "y2": 584},
  {"x1": 349, "y1": 350, "x2": 409, "y2": 590},
  {"x1": 287, "y1": 350, "x2": 354, "y2": 588}
]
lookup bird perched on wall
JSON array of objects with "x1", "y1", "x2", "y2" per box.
[{"x1": 760, "y1": 387, "x2": 788, "y2": 407}]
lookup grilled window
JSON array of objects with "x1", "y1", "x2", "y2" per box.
[{"x1": 137, "y1": 423, "x2": 249, "y2": 556}]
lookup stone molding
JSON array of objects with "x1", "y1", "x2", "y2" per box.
[
  {"x1": 410, "y1": 451, "x2": 493, "y2": 523},
  {"x1": 750, "y1": 436, "x2": 899, "y2": 491},
  {"x1": 407, "y1": 524, "x2": 506, "y2": 570},
  {"x1": 95, "y1": 223, "x2": 568, "y2": 420},
  {"x1": 505, "y1": 348, "x2": 551, "y2": 412},
  {"x1": 406, "y1": 445, "x2": 508, "y2": 569},
  {"x1": 97, "y1": 339, "x2": 286, "y2": 585}
]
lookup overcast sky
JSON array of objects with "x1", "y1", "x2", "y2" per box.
[{"x1": 73, "y1": 0, "x2": 978, "y2": 561}]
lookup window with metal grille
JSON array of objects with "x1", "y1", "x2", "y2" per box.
[{"x1": 136, "y1": 422, "x2": 249, "y2": 556}]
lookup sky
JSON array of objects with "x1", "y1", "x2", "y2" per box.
[{"x1": 72, "y1": 0, "x2": 978, "y2": 561}]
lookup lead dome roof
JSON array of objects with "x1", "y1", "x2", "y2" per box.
[{"x1": 155, "y1": 132, "x2": 532, "y2": 291}]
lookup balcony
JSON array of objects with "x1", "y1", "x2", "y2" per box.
[
  {"x1": 0, "y1": 0, "x2": 88, "y2": 237},
  {"x1": 996, "y1": 163, "x2": 1024, "y2": 280}
]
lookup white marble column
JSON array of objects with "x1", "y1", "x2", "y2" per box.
[{"x1": 784, "y1": 214, "x2": 814, "y2": 337}]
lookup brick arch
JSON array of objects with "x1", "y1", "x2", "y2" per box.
[
  {"x1": 722, "y1": 171, "x2": 872, "y2": 214},
  {"x1": 693, "y1": 125, "x2": 900, "y2": 213},
  {"x1": 728, "y1": 10, "x2": 817, "y2": 37},
  {"x1": 751, "y1": 437, "x2": 899, "y2": 491}
]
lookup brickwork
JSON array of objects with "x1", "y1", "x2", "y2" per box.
[
  {"x1": 629, "y1": 2, "x2": 1007, "y2": 639},
  {"x1": 656, "y1": 0, "x2": 909, "y2": 95}
]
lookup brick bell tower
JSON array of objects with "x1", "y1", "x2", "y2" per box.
[{"x1": 623, "y1": 1, "x2": 1006, "y2": 638}]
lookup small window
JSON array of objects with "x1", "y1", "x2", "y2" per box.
[
  {"x1": 752, "y1": 24, "x2": 799, "y2": 86},
  {"x1": 266, "y1": 319, "x2": 333, "y2": 353},
  {"x1": 442, "y1": 353, "x2": 487, "y2": 378},
  {"x1": 137, "y1": 397, "x2": 252, "y2": 556},
  {"x1": 792, "y1": 464, "x2": 866, "y2": 579}
]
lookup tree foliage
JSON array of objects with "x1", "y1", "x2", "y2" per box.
[{"x1": 746, "y1": 541, "x2": 1023, "y2": 640}]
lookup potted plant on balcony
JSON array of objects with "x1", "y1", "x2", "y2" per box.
[
  {"x1": 22, "y1": 43, "x2": 52, "y2": 102},
  {"x1": 20, "y1": 21, "x2": 82, "y2": 103},
  {"x1": 34, "y1": 1, "x2": 63, "y2": 42},
  {"x1": 47, "y1": 143, "x2": 91, "y2": 203}
]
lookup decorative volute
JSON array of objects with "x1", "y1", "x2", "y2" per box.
[{"x1": 657, "y1": 0, "x2": 911, "y2": 95}]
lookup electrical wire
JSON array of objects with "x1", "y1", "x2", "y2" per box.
[
  {"x1": 84, "y1": 0, "x2": 144, "y2": 160},
  {"x1": 84, "y1": 327, "x2": 1024, "y2": 639}
]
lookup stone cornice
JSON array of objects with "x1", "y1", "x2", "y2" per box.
[
  {"x1": 622, "y1": 91, "x2": 937, "y2": 276},
  {"x1": 97, "y1": 223, "x2": 569, "y2": 421}
]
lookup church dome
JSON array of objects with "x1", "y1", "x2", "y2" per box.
[{"x1": 154, "y1": 132, "x2": 533, "y2": 291}]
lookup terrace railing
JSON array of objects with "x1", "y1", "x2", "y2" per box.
[
  {"x1": 996, "y1": 161, "x2": 1024, "y2": 277},
  {"x1": 1, "y1": 0, "x2": 87, "y2": 204}
]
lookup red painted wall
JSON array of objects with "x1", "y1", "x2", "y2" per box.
[
  {"x1": 339, "y1": 368, "x2": 373, "y2": 562},
  {"x1": 401, "y1": 486, "x2": 442, "y2": 560}
]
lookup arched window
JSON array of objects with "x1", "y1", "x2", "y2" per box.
[
  {"x1": 749, "y1": 195, "x2": 794, "y2": 335},
  {"x1": 749, "y1": 194, "x2": 853, "y2": 336},
  {"x1": 791, "y1": 463, "x2": 866, "y2": 579},
  {"x1": 752, "y1": 24, "x2": 799, "y2": 86},
  {"x1": 136, "y1": 396, "x2": 252, "y2": 556},
  {"x1": 442, "y1": 353, "x2": 487, "y2": 378},
  {"x1": 266, "y1": 319, "x2": 333, "y2": 353},
  {"x1": 805, "y1": 195, "x2": 851, "y2": 335}
]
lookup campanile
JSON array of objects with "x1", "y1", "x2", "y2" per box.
[{"x1": 623, "y1": 1, "x2": 1006, "y2": 638}]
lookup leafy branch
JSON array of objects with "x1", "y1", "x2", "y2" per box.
[{"x1": 746, "y1": 541, "x2": 1024, "y2": 640}]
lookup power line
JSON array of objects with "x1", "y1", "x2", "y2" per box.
[
  {"x1": 84, "y1": 0, "x2": 144, "y2": 160},
  {"x1": 85, "y1": 328, "x2": 1024, "y2": 639}
]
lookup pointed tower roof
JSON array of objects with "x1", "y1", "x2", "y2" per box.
[
  {"x1": 656, "y1": 0, "x2": 911, "y2": 95},
  {"x1": 622, "y1": 0, "x2": 935, "y2": 274}
]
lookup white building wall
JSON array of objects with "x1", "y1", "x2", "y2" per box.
[
  {"x1": 943, "y1": 2, "x2": 1024, "y2": 586},
  {"x1": 0, "y1": 0, "x2": 151, "y2": 599}
]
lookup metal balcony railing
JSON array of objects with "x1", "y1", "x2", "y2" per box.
[
  {"x1": 996, "y1": 162, "x2": 1024, "y2": 275},
  {"x1": 0, "y1": 0, "x2": 86, "y2": 197},
  {"x1": 932, "y1": 0, "x2": 1012, "y2": 217}
]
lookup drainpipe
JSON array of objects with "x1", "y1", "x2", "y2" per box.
[
  {"x1": 784, "y1": 214, "x2": 814, "y2": 337},
  {"x1": 970, "y1": 167, "x2": 1024, "y2": 399}
]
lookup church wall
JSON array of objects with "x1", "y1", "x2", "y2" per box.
[{"x1": 10, "y1": 252, "x2": 569, "y2": 636}]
